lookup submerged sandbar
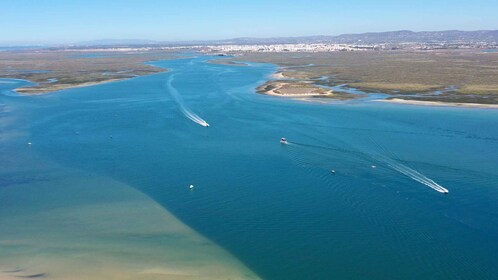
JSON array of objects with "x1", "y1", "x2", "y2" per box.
[{"x1": 0, "y1": 169, "x2": 260, "y2": 280}]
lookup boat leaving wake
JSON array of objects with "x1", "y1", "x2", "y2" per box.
[
  {"x1": 182, "y1": 108, "x2": 210, "y2": 127},
  {"x1": 165, "y1": 74, "x2": 210, "y2": 127},
  {"x1": 283, "y1": 137, "x2": 449, "y2": 194},
  {"x1": 374, "y1": 153, "x2": 449, "y2": 194}
]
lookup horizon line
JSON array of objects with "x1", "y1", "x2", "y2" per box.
[{"x1": 1, "y1": 28, "x2": 497, "y2": 47}]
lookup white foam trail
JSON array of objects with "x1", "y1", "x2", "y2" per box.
[
  {"x1": 286, "y1": 137, "x2": 448, "y2": 193},
  {"x1": 375, "y1": 154, "x2": 449, "y2": 193},
  {"x1": 182, "y1": 108, "x2": 210, "y2": 127},
  {"x1": 165, "y1": 74, "x2": 210, "y2": 127}
]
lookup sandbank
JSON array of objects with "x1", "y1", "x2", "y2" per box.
[{"x1": 376, "y1": 98, "x2": 498, "y2": 109}]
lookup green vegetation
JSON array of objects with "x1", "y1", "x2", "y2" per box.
[
  {"x1": 0, "y1": 50, "x2": 175, "y2": 94},
  {"x1": 229, "y1": 50, "x2": 498, "y2": 104},
  {"x1": 207, "y1": 60, "x2": 248, "y2": 66}
]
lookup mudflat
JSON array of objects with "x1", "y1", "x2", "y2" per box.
[
  {"x1": 0, "y1": 50, "x2": 176, "y2": 94},
  {"x1": 228, "y1": 49, "x2": 498, "y2": 104}
]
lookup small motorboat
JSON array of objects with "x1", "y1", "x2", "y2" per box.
[
  {"x1": 189, "y1": 185, "x2": 195, "y2": 189},
  {"x1": 331, "y1": 169, "x2": 336, "y2": 174},
  {"x1": 280, "y1": 137, "x2": 288, "y2": 144}
]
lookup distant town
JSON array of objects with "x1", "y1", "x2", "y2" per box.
[
  {"x1": 200, "y1": 42, "x2": 497, "y2": 53},
  {"x1": 35, "y1": 41, "x2": 497, "y2": 55},
  {"x1": 6, "y1": 30, "x2": 495, "y2": 54}
]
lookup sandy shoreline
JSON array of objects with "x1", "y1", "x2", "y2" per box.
[
  {"x1": 271, "y1": 72, "x2": 286, "y2": 79},
  {"x1": 14, "y1": 78, "x2": 134, "y2": 95},
  {"x1": 258, "y1": 81, "x2": 334, "y2": 98},
  {"x1": 376, "y1": 98, "x2": 498, "y2": 109}
]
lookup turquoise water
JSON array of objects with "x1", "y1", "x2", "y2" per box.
[{"x1": 1, "y1": 56, "x2": 498, "y2": 279}]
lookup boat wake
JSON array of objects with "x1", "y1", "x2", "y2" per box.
[
  {"x1": 367, "y1": 137, "x2": 449, "y2": 194},
  {"x1": 182, "y1": 109, "x2": 210, "y2": 127},
  {"x1": 283, "y1": 136, "x2": 449, "y2": 194},
  {"x1": 373, "y1": 153, "x2": 449, "y2": 194},
  {"x1": 165, "y1": 74, "x2": 210, "y2": 127}
]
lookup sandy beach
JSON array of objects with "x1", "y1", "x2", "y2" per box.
[
  {"x1": 258, "y1": 81, "x2": 333, "y2": 97},
  {"x1": 14, "y1": 78, "x2": 128, "y2": 95},
  {"x1": 271, "y1": 72, "x2": 287, "y2": 79},
  {"x1": 376, "y1": 98, "x2": 498, "y2": 109}
]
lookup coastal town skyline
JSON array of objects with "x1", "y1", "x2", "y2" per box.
[{"x1": 2, "y1": 0, "x2": 498, "y2": 44}]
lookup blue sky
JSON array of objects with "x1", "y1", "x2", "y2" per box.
[{"x1": 1, "y1": 0, "x2": 497, "y2": 43}]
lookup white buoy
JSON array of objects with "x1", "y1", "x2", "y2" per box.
[
  {"x1": 331, "y1": 169, "x2": 336, "y2": 174},
  {"x1": 189, "y1": 185, "x2": 194, "y2": 189},
  {"x1": 27, "y1": 142, "x2": 32, "y2": 146},
  {"x1": 371, "y1": 165, "x2": 377, "y2": 169}
]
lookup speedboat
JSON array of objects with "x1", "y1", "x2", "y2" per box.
[{"x1": 280, "y1": 137, "x2": 288, "y2": 144}]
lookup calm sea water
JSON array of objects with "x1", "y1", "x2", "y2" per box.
[{"x1": 1, "y1": 56, "x2": 498, "y2": 279}]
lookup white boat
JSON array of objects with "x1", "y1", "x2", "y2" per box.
[{"x1": 280, "y1": 137, "x2": 288, "y2": 144}]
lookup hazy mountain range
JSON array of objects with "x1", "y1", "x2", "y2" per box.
[
  {"x1": 2, "y1": 30, "x2": 497, "y2": 48},
  {"x1": 74, "y1": 30, "x2": 498, "y2": 47}
]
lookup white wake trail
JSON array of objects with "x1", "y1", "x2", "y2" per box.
[
  {"x1": 165, "y1": 74, "x2": 210, "y2": 127},
  {"x1": 375, "y1": 154, "x2": 449, "y2": 194}
]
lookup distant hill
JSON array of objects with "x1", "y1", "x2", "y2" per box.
[
  {"x1": 73, "y1": 30, "x2": 498, "y2": 47},
  {"x1": 219, "y1": 30, "x2": 498, "y2": 45},
  {"x1": 75, "y1": 39, "x2": 161, "y2": 46},
  {"x1": 323, "y1": 30, "x2": 498, "y2": 44}
]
